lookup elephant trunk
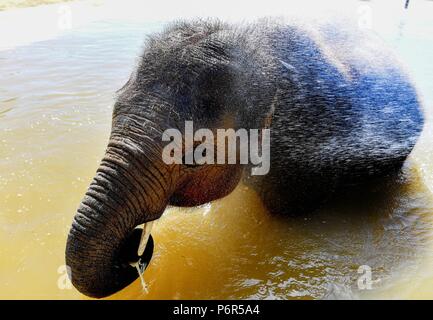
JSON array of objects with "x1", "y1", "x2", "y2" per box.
[{"x1": 65, "y1": 138, "x2": 169, "y2": 298}]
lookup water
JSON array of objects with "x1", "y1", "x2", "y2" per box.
[{"x1": 1, "y1": 8, "x2": 433, "y2": 299}]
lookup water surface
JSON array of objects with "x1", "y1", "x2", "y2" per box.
[{"x1": 0, "y1": 13, "x2": 433, "y2": 299}]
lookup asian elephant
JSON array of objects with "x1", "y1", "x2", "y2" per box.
[{"x1": 65, "y1": 18, "x2": 424, "y2": 298}]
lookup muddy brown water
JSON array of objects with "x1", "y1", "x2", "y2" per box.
[{"x1": 0, "y1": 18, "x2": 433, "y2": 299}]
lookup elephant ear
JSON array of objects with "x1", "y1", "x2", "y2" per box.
[{"x1": 161, "y1": 35, "x2": 235, "y2": 121}]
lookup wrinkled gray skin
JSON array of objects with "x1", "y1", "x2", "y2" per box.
[{"x1": 66, "y1": 18, "x2": 424, "y2": 298}]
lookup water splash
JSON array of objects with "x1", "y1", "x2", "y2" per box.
[{"x1": 133, "y1": 259, "x2": 149, "y2": 294}]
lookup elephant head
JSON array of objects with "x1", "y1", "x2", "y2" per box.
[{"x1": 65, "y1": 21, "x2": 272, "y2": 298}]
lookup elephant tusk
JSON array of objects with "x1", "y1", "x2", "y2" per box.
[{"x1": 137, "y1": 221, "x2": 154, "y2": 257}]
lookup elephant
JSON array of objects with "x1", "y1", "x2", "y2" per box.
[{"x1": 65, "y1": 18, "x2": 424, "y2": 298}]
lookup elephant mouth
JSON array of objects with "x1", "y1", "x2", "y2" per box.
[{"x1": 120, "y1": 222, "x2": 155, "y2": 275}]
